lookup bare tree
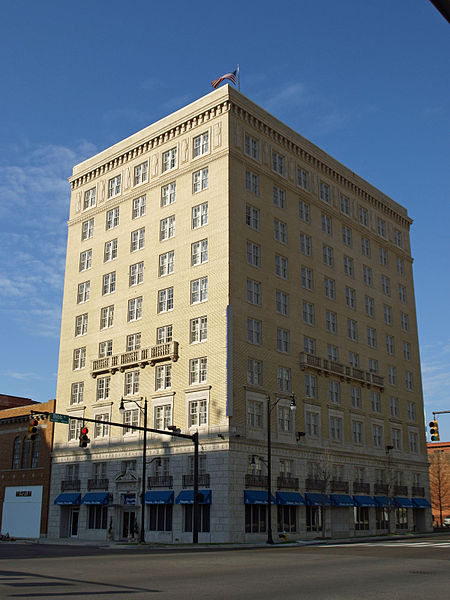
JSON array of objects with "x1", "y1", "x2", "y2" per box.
[{"x1": 429, "y1": 450, "x2": 450, "y2": 527}]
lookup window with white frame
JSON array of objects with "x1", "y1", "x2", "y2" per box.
[
  {"x1": 276, "y1": 328, "x2": 290, "y2": 353},
  {"x1": 319, "y1": 181, "x2": 331, "y2": 203},
  {"x1": 386, "y1": 334, "x2": 395, "y2": 355},
  {"x1": 247, "y1": 318, "x2": 262, "y2": 345},
  {"x1": 123, "y1": 408, "x2": 139, "y2": 434},
  {"x1": 405, "y1": 371, "x2": 414, "y2": 391},
  {"x1": 340, "y1": 195, "x2": 351, "y2": 216},
  {"x1": 124, "y1": 371, "x2": 140, "y2": 396},
  {"x1": 329, "y1": 415, "x2": 343, "y2": 442},
  {"x1": 363, "y1": 265, "x2": 373, "y2": 286},
  {"x1": 192, "y1": 202, "x2": 208, "y2": 228},
  {"x1": 71, "y1": 382, "x2": 84, "y2": 405},
  {"x1": 246, "y1": 204, "x2": 260, "y2": 230},
  {"x1": 275, "y1": 254, "x2": 288, "y2": 279},
  {"x1": 161, "y1": 182, "x2": 176, "y2": 207},
  {"x1": 247, "y1": 279, "x2": 262, "y2": 306},
  {"x1": 372, "y1": 423, "x2": 383, "y2": 447},
  {"x1": 397, "y1": 257, "x2": 405, "y2": 276},
  {"x1": 377, "y1": 218, "x2": 387, "y2": 238},
  {"x1": 361, "y1": 236, "x2": 371, "y2": 257},
  {"x1": 323, "y1": 244, "x2": 334, "y2": 267},
  {"x1": 379, "y1": 247, "x2": 388, "y2": 266},
  {"x1": 389, "y1": 396, "x2": 400, "y2": 418},
  {"x1": 277, "y1": 366, "x2": 291, "y2": 392},
  {"x1": 298, "y1": 199, "x2": 311, "y2": 222},
  {"x1": 83, "y1": 187, "x2": 96, "y2": 210},
  {"x1": 327, "y1": 345, "x2": 339, "y2": 361},
  {"x1": 321, "y1": 213, "x2": 332, "y2": 235},
  {"x1": 108, "y1": 175, "x2": 121, "y2": 198},
  {"x1": 388, "y1": 365, "x2": 397, "y2": 386},
  {"x1": 398, "y1": 284, "x2": 407, "y2": 304},
  {"x1": 246, "y1": 241, "x2": 261, "y2": 267},
  {"x1": 104, "y1": 239, "x2": 117, "y2": 262},
  {"x1": 79, "y1": 249, "x2": 92, "y2": 272},
  {"x1": 162, "y1": 147, "x2": 177, "y2": 172},
  {"x1": 304, "y1": 336, "x2": 316, "y2": 354},
  {"x1": 134, "y1": 161, "x2": 148, "y2": 185},
  {"x1": 247, "y1": 359, "x2": 262, "y2": 386},
  {"x1": 367, "y1": 327, "x2": 377, "y2": 348},
  {"x1": 349, "y1": 351, "x2": 359, "y2": 367},
  {"x1": 75, "y1": 313, "x2": 88, "y2": 337},
  {"x1": 81, "y1": 218, "x2": 94, "y2": 241},
  {"x1": 407, "y1": 401, "x2": 416, "y2": 421},
  {"x1": 329, "y1": 381, "x2": 340, "y2": 404},
  {"x1": 394, "y1": 229, "x2": 403, "y2": 248},
  {"x1": 77, "y1": 281, "x2": 90, "y2": 304},
  {"x1": 156, "y1": 325, "x2": 172, "y2": 345},
  {"x1": 73, "y1": 347, "x2": 86, "y2": 370},
  {"x1": 128, "y1": 296, "x2": 143, "y2": 321},
  {"x1": 158, "y1": 288, "x2": 173, "y2": 313},
  {"x1": 244, "y1": 134, "x2": 259, "y2": 160},
  {"x1": 190, "y1": 316, "x2": 207, "y2": 343},
  {"x1": 370, "y1": 391, "x2": 381, "y2": 413},
  {"x1": 155, "y1": 364, "x2": 172, "y2": 390},
  {"x1": 193, "y1": 167, "x2": 209, "y2": 193},
  {"x1": 347, "y1": 318, "x2": 358, "y2": 341},
  {"x1": 93, "y1": 414, "x2": 110, "y2": 439},
  {"x1": 154, "y1": 404, "x2": 172, "y2": 430},
  {"x1": 359, "y1": 207, "x2": 369, "y2": 227},
  {"x1": 384, "y1": 304, "x2": 393, "y2": 325},
  {"x1": 297, "y1": 167, "x2": 310, "y2": 190},
  {"x1": 190, "y1": 277, "x2": 208, "y2": 304},
  {"x1": 274, "y1": 219, "x2": 287, "y2": 244},
  {"x1": 132, "y1": 195, "x2": 146, "y2": 218},
  {"x1": 190, "y1": 357, "x2": 207, "y2": 384},
  {"x1": 159, "y1": 251, "x2": 174, "y2": 277},
  {"x1": 245, "y1": 170, "x2": 259, "y2": 194},
  {"x1": 102, "y1": 272, "x2": 116, "y2": 296},
  {"x1": 126, "y1": 332, "x2": 141, "y2": 351},
  {"x1": 68, "y1": 418, "x2": 83, "y2": 441},
  {"x1": 275, "y1": 290, "x2": 289, "y2": 315},
  {"x1": 301, "y1": 266, "x2": 314, "y2": 291},
  {"x1": 346, "y1": 286, "x2": 356, "y2": 309},
  {"x1": 100, "y1": 305, "x2": 114, "y2": 329},
  {"x1": 191, "y1": 239, "x2": 208, "y2": 266},
  {"x1": 305, "y1": 374, "x2": 317, "y2": 398},
  {"x1": 342, "y1": 226, "x2": 352, "y2": 247},
  {"x1": 96, "y1": 376, "x2": 110, "y2": 401},
  {"x1": 408, "y1": 431, "x2": 419, "y2": 453},
  {"x1": 160, "y1": 215, "x2": 175, "y2": 240},
  {"x1": 193, "y1": 132, "x2": 209, "y2": 157},
  {"x1": 300, "y1": 233, "x2": 312, "y2": 256},
  {"x1": 188, "y1": 399, "x2": 208, "y2": 426},
  {"x1": 131, "y1": 228, "x2": 145, "y2": 252},
  {"x1": 324, "y1": 276, "x2": 335, "y2": 300},
  {"x1": 351, "y1": 386, "x2": 362, "y2": 409},
  {"x1": 106, "y1": 207, "x2": 119, "y2": 230},
  {"x1": 401, "y1": 312, "x2": 409, "y2": 332},
  {"x1": 343, "y1": 256, "x2": 354, "y2": 277},
  {"x1": 99, "y1": 340, "x2": 113, "y2": 357},
  {"x1": 352, "y1": 420, "x2": 364, "y2": 444},
  {"x1": 273, "y1": 186, "x2": 286, "y2": 209},
  {"x1": 306, "y1": 410, "x2": 319, "y2": 436},
  {"x1": 302, "y1": 301, "x2": 315, "y2": 325},
  {"x1": 326, "y1": 310, "x2": 337, "y2": 334},
  {"x1": 278, "y1": 405, "x2": 293, "y2": 433},
  {"x1": 381, "y1": 275, "x2": 391, "y2": 295},
  {"x1": 403, "y1": 341, "x2": 411, "y2": 361},
  {"x1": 391, "y1": 427, "x2": 401, "y2": 449},
  {"x1": 247, "y1": 398, "x2": 263, "y2": 428},
  {"x1": 368, "y1": 358, "x2": 378, "y2": 373},
  {"x1": 272, "y1": 150, "x2": 286, "y2": 176}
]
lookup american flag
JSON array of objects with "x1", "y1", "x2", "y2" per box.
[{"x1": 211, "y1": 70, "x2": 237, "y2": 89}]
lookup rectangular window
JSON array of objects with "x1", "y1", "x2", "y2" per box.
[
  {"x1": 162, "y1": 147, "x2": 177, "y2": 172},
  {"x1": 73, "y1": 347, "x2": 86, "y2": 370},
  {"x1": 75, "y1": 313, "x2": 88, "y2": 337},
  {"x1": 161, "y1": 182, "x2": 176, "y2": 207},
  {"x1": 272, "y1": 150, "x2": 286, "y2": 176},
  {"x1": 191, "y1": 239, "x2": 208, "y2": 266},
  {"x1": 158, "y1": 288, "x2": 173, "y2": 313},
  {"x1": 351, "y1": 386, "x2": 362, "y2": 409},
  {"x1": 276, "y1": 328, "x2": 290, "y2": 353},
  {"x1": 124, "y1": 371, "x2": 140, "y2": 396},
  {"x1": 326, "y1": 310, "x2": 337, "y2": 334},
  {"x1": 274, "y1": 219, "x2": 287, "y2": 244},
  {"x1": 321, "y1": 214, "x2": 332, "y2": 235},
  {"x1": 245, "y1": 170, "x2": 259, "y2": 195},
  {"x1": 149, "y1": 504, "x2": 173, "y2": 532},
  {"x1": 377, "y1": 218, "x2": 387, "y2": 238},
  {"x1": 188, "y1": 399, "x2": 208, "y2": 425},
  {"x1": 399, "y1": 284, "x2": 407, "y2": 304},
  {"x1": 277, "y1": 367, "x2": 291, "y2": 392},
  {"x1": 129, "y1": 262, "x2": 144, "y2": 286},
  {"x1": 104, "y1": 239, "x2": 117, "y2": 262},
  {"x1": 159, "y1": 251, "x2": 174, "y2": 277},
  {"x1": 156, "y1": 325, "x2": 172, "y2": 345},
  {"x1": 394, "y1": 229, "x2": 403, "y2": 248},
  {"x1": 81, "y1": 218, "x2": 94, "y2": 241},
  {"x1": 131, "y1": 228, "x2": 145, "y2": 252},
  {"x1": 298, "y1": 200, "x2": 311, "y2": 223},
  {"x1": 96, "y1": 376, "x2": 110, "y2": 401},
  {"x1": 302, "y1": 301, "x2": 315, "y2": 326},
  {"x1": 329, "y1": 381, "x2": 340, "y2": 404},
  {"x1": 108, "y1": 175, "x2": 121, "y2": 198},
  {"x1": 79, "y1": 249, "x2": 92, "y2": 272},
  {"x1": 246, "y1": 242, "x2": 261, "y2": 267},
  {"x1": 407, "y1": 401, "x2": 416, "y2": 421},
  {"x1": 246, "y1": 204, "x2": 260, "y2": 230},
  {"x1": 155, "y1": 364, "x2": 172, "y2": 390},
  {"x1": 102, "y1": 272, "x2": 116, "y2": 295},
  {"x1": 193, "y1": 167, "x2": 209, "y2": 193},
  {"x1": 192, "y1": 202, "x2": 208, "y2": 228},
  {"x1": 371, "y1": 391, "x2": 381, "y2": 413},
  {"x1": 379, "y1": 247, "x2": 389, "y2": 266},
  {"x1": 193, "y1": 132, "x2": 209, "y2": 157},
  {"x1": 278, "y1": 406, "x2": 293, "y2": 433},
  {"x1": 367, "y1": 327, "x2": 377, "y2": 348},
  {"x1": 83, "y1": 187, "x2": 96, "y2": 210},
  {"x1": 190, "y1": 277, "x2": 208, "y2": 304},
  {"x1": 300, "y1": 233, "x2": 312, "y2": 256},
  {"x1": 384, "y1": 304, "x2": 393, "y2": 325},
  {"x1": 123, "y1": 409, "x2": 139, "y2": 434},
  {"x1": 346, "y1": 287, "x2": 356, "y2": 309},
  {"x1": 368, "y1": 358, "x2": 378, "y2": 373},
  {"x1": 128, "y1": 296, "x2": 143, "y2": 321},
  {"x1": 359, "y1": 207, "x2": 369, "y2": 227},
  {"x1": 386, "y1": 335, "x2": 395, "y2": 355},
  {"x1": 390, "y1": 397, "x2": 400, "y2": 418},
  {"x1": 301, "y1": 266, "x2": 314, "y2": 290},
  {"x1": 100, "y1": 305, "x2": 114, "y2": 329},
  {"x1": 324, "y1": 277, "x2": 335, "y2": 300},
  {"x1": 349, "y1": 352, "x2": 359, "y2": 367},
  {"x1": 323, "y1": 244, "x2": 334, "y2": 267},
  {"x1": 244, "y1": 134, "x2": 259, "y2": 160},
  {"x1": 247, "y1": 359, "x2": 263, "y2": 386},
  {"x1": 273, "y1": 186, "x2": 286, "y2": 209},
  {"x1": 340, "y1": 195, "x2": 351, "y2": 216},
  {"x1": 134, "y1": 161, "x2": 148, "y2": 185},
  {"x1": 297, "y1": 167, "x2": 310, "y2": 191},
  {"x1": 99, "y1": 340, "x2": 113, "y2": 357},
  {"x1": 304, "y1": 336, "x2": 316, "y2": 354},
  {"x1": 361, "y1": 237, "x2": 371, "y2": 257},
  {"x1": 391, "y1": 427, "x2": 401, "y2": 450},
  {"x1": 275, "y1": 254, "x2": 288, "y2": 279},
  {"x1": 405, "y1": 371, "x2": 414, "y2": 391},
  {"x1": 342, "y1": 226, "x2": 352, "y2": 247},
  {"x1": 306, "y1": 411, "x2": 319, "y2": 436},
  {"x1": 126, "y1": 333, "x2": 141, "y2": 351},
  {"x1": 88, "y1": 505, "x2": 108, "y2": 529},
  {"x1": 327, "y1": 345, "x2": 338, "y2": 361},
  {"x1": 363, "y1": 265, "x2": 373, "y2": 286},
  {"x1": 247, "y1": 399, "x2": 264, "y2": 428},
  {"x1": 305, "y1": 374, "x2": 317, "y2": 399},
  {"x1": 247, "y1": 279, "x2": 262, "y2": 306},
  {"x1": 132, "y1": 195, "x2": 146, "y2": 218},
  {"x1": 401, "y1": 312, "x2": 409, "y2": 332},
  {"x1": 160, "y1": 215, "x2": 175, "y2": 240},
  {"x1": 247, "y1": 318, "x2": 262, "y2": 345},
  {"x1": 403, "y1": 341, "x2": 411, "y2": 361},
  {"x1": 106, "y1": 207, "x2": 119, "y2": 230},
  {"x1": 372, "y1": 424, "x2": 383, "y2": 448},
  {"x1": 77, "y1": 281, "x2": 90, "y2": 304},
  {"x1": 190, "y1": 316, "x2": 207, "y2": 343},
  {"x1": 71, "y1": 382, "x2": 84, "y2": 405},
  {"x1": 319, "y1": 181, "x2": 331, "y2": 204},
  {"x1": 329, "y1": 416, "x2": 343, "y2": 442},
  {"x1": 154, "y1": 405, "x2": 172, "y2": 430},
  {"x1": 352, "y1": 420, "x2": 364, "y2": 445},
  {"x1": 397, "y1": 257, "x2": 405, "y2": 276},
  {"x1": 347, "y1": 319, "x2": 358, "y2": 341},
  {"x1": 381, "y1": 275, "x2": 391, "y2": 296},
  {"x1": 343, "y1": 256, "x2": 354, "y2": 277},
  {"x1": 275, "y1": 290, "x2": 289, "y2": 315}
]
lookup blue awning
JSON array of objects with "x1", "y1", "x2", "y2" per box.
[
  {"x1": 353, "y1": 495, "x2": 377, "y2": 507},
  {"x1": 81, "y1": 492, "x2": 110, "y2": 505},
  {"x1": 374, "y1": 496, "x2": 389, "y2": 507},
  {"x1": 175, "y1": 490, "x2": 212, "y2": 504},
  {"x1": 276, "y1": 492, "x2": 305, "y2": 506},
  {"x1": 54, "y1": 493, "x2": 81, "y2": 505},
  {"x1": 412, "y1": 497, "x2": 431, "y2": 508},
  {"x1": 304, "y1": 493, "x2": 331, "y2": 506},
  {"x1": 145, "y1": 491, "x2": 174, "y2": 504},
  {"x1": 393, "y1": 496, "x2": 414, "y2": 508},
  {"x1": 244, "y1": 491, "x2": 276, "y2": 505},
  {"x1": 330, "y1": 494, "x2": 355, "y2": 507}
]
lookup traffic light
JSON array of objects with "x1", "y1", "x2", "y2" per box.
[
  {"x1": 429, "y1": 420, "x2": 440, "y2": 442},
  {"x1": 79, "y1": 427, "x2": 90, "y2": 448},
  {"x1": 27, "y1": 418, "x2": 39, "y2": 441}
]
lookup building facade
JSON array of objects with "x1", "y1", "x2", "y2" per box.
[
  {"x1": 0, "y1": 398, "x2": 55, "y2": 538},
  {"x1": 427, "y1": 441, "x2": 450, "y2": 527},
  {"x1": 48, "y1": 86, "x2": 431, "y2": 542}
]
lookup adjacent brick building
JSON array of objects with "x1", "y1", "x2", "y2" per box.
[{"x1": 427, "y1": 441, "x2": 450, "y2": 527}]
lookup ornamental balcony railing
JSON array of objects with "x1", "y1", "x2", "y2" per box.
[
  {"x1": 147, "y1": 475, "x2": 173, "y2": 489},
  {"x1": 87, "y1": 478, "x2": 109, "y2": 491},
  {"x1": 91, "y1": 342, "x2": 179, "y2": 377},
  {"x1": 276, "y1": 476, "x2": 299, "y2": 490},
  {"x1": 374, "y1": 483, "x2": 388, "y2": 495},
  {"x1": 245, "y1": 474, "x2": 269, "y2": 488},
  {"x1": 412, "y1": 486, "x2": 425, "y2": 497},
  {"x1": 305, "y1": 478, "x2": 326, "y2": 491},
  {"x1": 299, "y1": 352, "x2": 384, "y2": 390},
  {"x1": 61, "y1": 479, "x2": 81, "y2": 491},
  {"x1": 353, "y1": 482, "x2": 370, "y2": 494},
  {"x1": 330, "y1": 480, "x2": 349, "y2": 493},
  {"x1": 182, "y1": 473, "x2": 210, "y2": 488}
]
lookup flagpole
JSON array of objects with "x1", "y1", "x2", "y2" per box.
[{"x1": 237, "y1": 64, "x2": 240, "y2": 91}]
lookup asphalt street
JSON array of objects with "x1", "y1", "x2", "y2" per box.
[{"x1": 0, "y1": 535, "x2": 448, "y2": 599}]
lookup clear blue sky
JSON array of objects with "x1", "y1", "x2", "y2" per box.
[{"x1": 0, "y1": 1, "x2": 448, "y2": 440}]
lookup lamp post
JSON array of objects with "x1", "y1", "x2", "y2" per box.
[
  {"x1": 119, "y1": 397, "x2": 147, "y2": 544},
  {"x1": 266, "y1": 392, "x2": 296, "y2": 545}
]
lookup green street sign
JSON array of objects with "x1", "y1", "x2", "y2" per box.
[{"x1": 50, "y1": 413, "x2": 70, "y2": 424}]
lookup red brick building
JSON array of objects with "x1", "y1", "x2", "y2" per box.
[
  {"x1": 427, "y1": 441, "x2": 450, "y2": 527},
  {"x1": 0, "y1": 398, "x2": 55, "y2": 538}
]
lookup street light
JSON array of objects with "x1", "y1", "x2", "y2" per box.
[
  {"x1": 266, "y1": 392, "x2": 296, "y2": 544},
  {"x1": 119, "y1": 396, "x2": 147, "y2": 543}
]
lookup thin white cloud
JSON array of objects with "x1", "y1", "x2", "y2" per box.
[{"x1": 420, "y1": 339, "x2": 450, "y2": 414}]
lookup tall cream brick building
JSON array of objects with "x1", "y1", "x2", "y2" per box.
[{"x1": 48, "y1": 86, "x2": 431, "y2": 542}]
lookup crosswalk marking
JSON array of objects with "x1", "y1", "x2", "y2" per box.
[{"x1": 318, "y1": 541, "x2": 450, "y2": 548}]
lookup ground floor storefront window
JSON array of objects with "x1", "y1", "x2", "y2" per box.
[
  {"x1": 306, "y1": 506, "x2": 322, "y2": 532},
  {"x1": 88, "y1": 505, "x2": 108, "y2": 529},
  {"x1": 376, "y1": 507, "x2": 389, "y2": 529},
  {"x1": 396, "y1": 507, "x2": 408, "y2": 529},
  {"x1": 277, "y1": 506, "x2": 296, "y2": 532},
  {"x1": 245, "y1": 504, "x2": 266, "y2": 533},
  {"x1": 149, "y1": 504, "x2": 173, "y2": 531},
  {"x1": 354, "y1": 506, "x2": 369, "y2": 530},
  {"x1": 184, "y1": 504, "x2": 210, "y2": 532}
]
